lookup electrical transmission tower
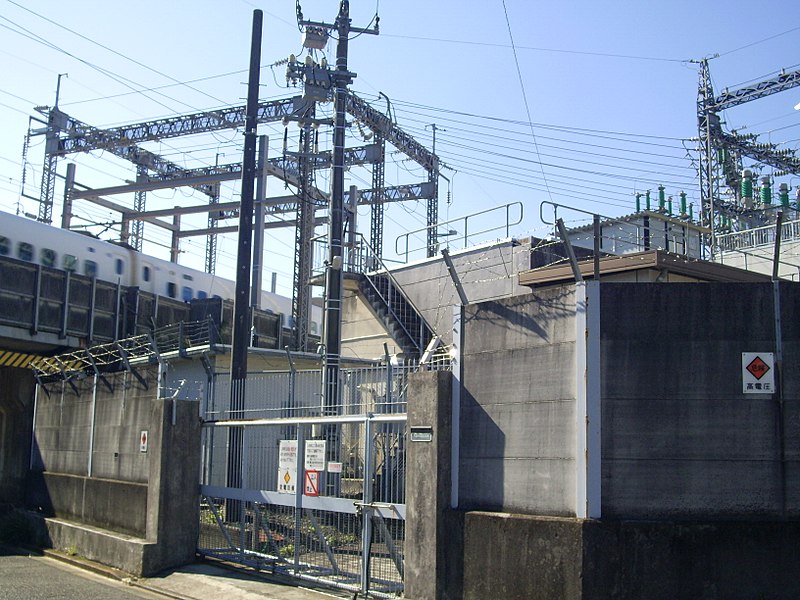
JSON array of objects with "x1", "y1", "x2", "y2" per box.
[{"x1": 697, "y1": 59, "x2": 800, "y2": 239}]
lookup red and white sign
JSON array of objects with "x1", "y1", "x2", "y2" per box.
[
  {"x1": 140, "y1": 430, "x2": 148, "y2": 453},
  {"x1": 304, "y1": 470, "x2": 320, "y2": 496}
]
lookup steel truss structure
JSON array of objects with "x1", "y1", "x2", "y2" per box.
[
  {"x1": 697, "y1": 60, "x2": 800, "y2": 234},
  {"x1": 31, "y1": 85, "x2": 440, "y2": 351}
]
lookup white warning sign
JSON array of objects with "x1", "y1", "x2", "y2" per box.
[
  {"x1": 304, "y1": 440, "x2": 327, "y2": 471},
  {"x1": 277, "y1": 440, "x2": 298, "y2": 493},
  {"x1": 742, "y1": 352, "x2": 775, "y2": 395}
]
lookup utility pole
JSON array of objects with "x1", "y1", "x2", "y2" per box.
[
  {"x1": 297, "y1": 0, "x2": 378, "y2": 425},
  {"x1": 227, "y1": 9, "x2": 263, "y2": 518}
]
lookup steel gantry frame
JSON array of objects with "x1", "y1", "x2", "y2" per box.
[
  {"x1": 697, "y1": 60, "x2": 800, "y2": 235},
  {"x1": 31, "y1": 67, "x2": 440, "y2": 350}
]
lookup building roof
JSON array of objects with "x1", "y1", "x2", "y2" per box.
[{"x1": 518, "y1": 249, "x2": 773, "y2": 288}]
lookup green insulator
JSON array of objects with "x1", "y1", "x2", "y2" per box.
[
  {"x1": 679, "y1": 191, "x2": 687, "y2": 216},
  {"x1": 635, "y1": 193, "x2": 641, "y2": 213},
  {"x1": 645, "y1": 190, "x2": 651, "y2": 211},
  {"x1": 779, "y1": 184, "x2": 790, "y2": 208},
  {"x1": 741, "y1": 178, "x2": 753, "y2": 199},
  {"x1": 760, "y1": 177, "x2": 771, "y2": 205},
  {"x1": 689, "y1": 204, "x2": 694, "y2": 221},
  {"x1": 668, "y1": 197, "x2": 673, "y2": 216},
  {"x1": 658, "y1": 185, "x2": 666, "y2": 211}
]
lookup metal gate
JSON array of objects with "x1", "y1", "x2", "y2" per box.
[{"x1": 198, "y1": 363, "x2": 416, "y2": 597}]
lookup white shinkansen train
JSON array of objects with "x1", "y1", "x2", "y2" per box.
[{"x1": 0, "y1": 210, "x2": 320, "y2": 334}]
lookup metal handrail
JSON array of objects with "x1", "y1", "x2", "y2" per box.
[
  {"x1": 348, "y1": 233, "x2": 433, "y2": 354},
  {"x1": 395, "y1": 201, "x2": 523, "y2": 263}
]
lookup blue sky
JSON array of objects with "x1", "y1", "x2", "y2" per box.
[{"x1": 1, "y1": 0, "x2": 798, "y2": 295}]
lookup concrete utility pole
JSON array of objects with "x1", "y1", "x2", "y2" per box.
[{"x1": 297, "y1": 0, "x2": 378, "y2": 424}]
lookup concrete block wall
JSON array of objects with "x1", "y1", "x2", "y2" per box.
[
  {"x1": 600, "y1": 282, "x2": 800, "y2": 518},
  {"x1": 460, "y1": 288, "x2": 578, "y2": 515}
]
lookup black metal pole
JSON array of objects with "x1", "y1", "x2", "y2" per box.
[{"x1": 227, "y1": 9, "x2": 262, "y2": 512}]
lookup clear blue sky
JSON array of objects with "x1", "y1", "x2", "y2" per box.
[{"x1": 1, "y1": 0, "x2": 799, "y2": 294}]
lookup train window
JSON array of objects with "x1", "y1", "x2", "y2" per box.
[
  {"x1": 63, "y1": 254, "x2": 78, "y2": 272},
  {"x1": 166, "y1": 282, "x2": 177, "y2": 298},
  {"x1": 182, "y1": 286, "x2": 193, "y2": 302},
  {"x1": 197, "y1": 291, "x2": 208, "y2": 300},
  {"x1": 115, "y1": 258, "x2": 124, "y2": 275},
  {"x1": 40, "y1": 248, "x2": 57, "y2": 267},
  {"x1": 0, "y1": 236, "x2": 9, "y2": 256},
  {"x1": 142, "y1": 266, "x2": 151, "y2": 282},
  {"x1": 84, "y1": 260, "x2": 98, "y2": 278},
  {"x1": 17, "y1": 242, "x2": 33, "y2": 262}
]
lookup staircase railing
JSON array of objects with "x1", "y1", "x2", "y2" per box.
[{"x1": 345, "y1": 234, "x2": 434, "y2": 356}]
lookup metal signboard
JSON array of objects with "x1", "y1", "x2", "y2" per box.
[
  {"x1": 742, "y1": 352, "x2": 775, "y2": 394},
  {"x1": 305, "y1": 440, "x2": 327, "y2": 471},
  {"x1": 304, "y1": 470, "x2": 320, "y2": 496},
  {"x1": 277, "y1": 439, "x2": 298, "y2": 493}
]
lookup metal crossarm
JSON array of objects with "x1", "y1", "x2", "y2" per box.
[
  {"x1": 56, "y1": 97, "x2": 301, "y2": 154},
  {"x1": 711, "y1": 68, "x2": 800, "y2": 112}
]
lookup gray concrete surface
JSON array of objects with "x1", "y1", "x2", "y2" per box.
[
  {"x1": 0, "y1": 366, "x2": 34, "y2": 505},
  {"x1": 459, "y1": 512, "x2": 800, "y2": 600},
  {"x1": 0, "y1": 545, "x2": 346, "y2": 600},
  {"x1": 600, "y1": 282, "x2": 800, "y2": 518},
  {"x1": 405, "y1": 370, "x2": 453, "y2": 600},
  {"x1": 460, "y1": 288, "x2": 578, "y2": 515}
]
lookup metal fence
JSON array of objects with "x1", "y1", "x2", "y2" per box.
[{"x1": 198, "y1": 360, "x2": 445, "y2": 597}]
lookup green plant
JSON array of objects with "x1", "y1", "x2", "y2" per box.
[
  {"x1": 0, "y1": 509, "x2": 34, "y2": 546},
  {"x1": 279, "y1": 543, "x2": 295, "y2": 558},
  {"x1": 65, "y1": 545, "x2": 78, "y2": 556}
]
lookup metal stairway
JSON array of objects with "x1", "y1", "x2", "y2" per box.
[
  {"x1": 340, "y1": 233, "x2": 434, "y2": 359},
  {"x1": 358, "y1": 272, "x2": 434, "y2": 359}
]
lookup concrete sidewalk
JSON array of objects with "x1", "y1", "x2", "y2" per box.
[{"x1": 43, "y1": 549, "x2": 350, "y2": 600}]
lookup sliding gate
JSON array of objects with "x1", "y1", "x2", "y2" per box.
[{"x1": 198, "y1": 364, "x2": 411, "y2": 597}]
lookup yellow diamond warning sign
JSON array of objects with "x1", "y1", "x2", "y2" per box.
[{"x1": 277, "y1": 440, "x2": 297, "y2": 493}]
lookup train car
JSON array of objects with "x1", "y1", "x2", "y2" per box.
[{"x1": 0, "y1": 210, "x2": 320, "y2": 332}]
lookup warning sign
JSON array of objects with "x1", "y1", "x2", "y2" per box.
[
  {"x1": 277, "y1": 440, "x2": 298, "y2": 493},
  {"x1": 304, "y1": 470, "x2": 320, "y2": 496},
  {"x1": 742, "y1": 352, "x2": 775, "y2": 394},
  {"x1": 305, "y1": 440, "x2": 327, "y2": 471},
  {"x1": 140, "y1": 430, "x2": 148, "y2": 453}
]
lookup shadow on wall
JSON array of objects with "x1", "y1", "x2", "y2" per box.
[
  {"x1": 458, "y1": 387, "x2": 506, "y2": 511},
  {"x1": 0, "y1": 367, "x2": 35, "y2": 506}
]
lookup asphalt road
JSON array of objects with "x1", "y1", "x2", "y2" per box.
[{"x1": 0, "y1": 547, "x2": 163, "y2": 600}]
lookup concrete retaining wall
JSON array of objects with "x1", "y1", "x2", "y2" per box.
[
  {"x1": 460, "y1": 512, "x2": 800, "y2": 600},
  {"x1": 31, "y1": 370, "x2": 156, "y2": 481},
  {"x1": 27, "y1": 363, "x2": 201, "y2": 576},
  {"x1": 27, "y1": 472, "x2": 147, "y2": 536}
]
